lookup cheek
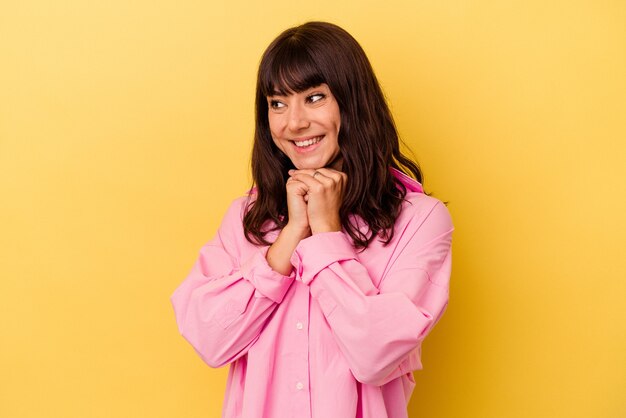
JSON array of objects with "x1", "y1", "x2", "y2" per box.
[
  {"x1": 267, "y1": 117, "x2": 280, "y2": 145},
  {"x1": 271, "y1": 136, "x2": 285, "y2": 153},
  {"x1": 329, "y1": 106, "x2": 341, "y2": 133},
  {"x1": 268, "y1": 114, "x2": 283, "y2": 136}
]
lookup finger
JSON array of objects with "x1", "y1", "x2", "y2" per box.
[
  {"x1": 312, "y1": 168, "x2": 344, "y2": 184},
  {"x1": 288, "y1": 169, "x2": 317, "y2": 176},
  {"x1": 292, "y1": 168, "x2": 344, "y2": 186},
  {"x1": 299, "y1": 170, "x2": 342, "y2": 190},
  {"x1": 289, "y1": 173, "x2": 326, "y2": 191},
  {"x1": 286, "y1": 178, "x2": 310, "y2": 195},
  {"x1": 287, "y1": 176, "x2": 309, "y2": 186},
  {"x1": 289, "y1": 169, "x2": 333, "y2": 183}
]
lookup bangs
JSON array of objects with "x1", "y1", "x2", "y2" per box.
[{"x1": 259, "y1": 41, "x2": 326, "y2": 96}]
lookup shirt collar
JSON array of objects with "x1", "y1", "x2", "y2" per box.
[{"x1": 390, "y1": 167, "x2": 424, "y2": 194}]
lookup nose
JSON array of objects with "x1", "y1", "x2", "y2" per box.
[{"x1": 287, "y1": 102, "x2": 310, "y2": 132}]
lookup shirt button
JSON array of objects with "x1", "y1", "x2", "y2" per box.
[
  {"x1": 296, "y1": 382, "x2": 304, "y2": 390},
  {"x1": 296, "y1": 322, "x2": 303, "y2": 330}
]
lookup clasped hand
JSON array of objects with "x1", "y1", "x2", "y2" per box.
[{"x1": 286, "y1": 168, "x2": 347, "y2": 235}]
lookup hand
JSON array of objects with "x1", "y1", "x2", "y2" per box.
[
  {"x1": 288, "y1": 168, "x2": 347, "y2": 234},
  {"x1": 265, "y1": 175, "x2": 312, "y2": 276},
  {"x1": 285, "y1": 174, "x2": 311, "y2": 237}
]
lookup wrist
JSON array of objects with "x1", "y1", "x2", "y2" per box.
[
  {"x1": 266, "y1": 246, "x2": 294, "y2": 277},
  {"x1": 310, "y1": 220, "x2": 342, "y2": 235},
  {"x1": 265, "y1": 223, "x2": 310, "y2": 276},
  {"x1": 283, "y1": 223, "x2": 311, "y2": 241}
]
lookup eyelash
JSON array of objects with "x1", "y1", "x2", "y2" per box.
[
  {"x1": 269, "y1": 100, "x2": 284, "y2": 109},
  {"x1": 269, "y1": 93, "x2": 326, "y2": 109},
  {"x1": 307, "y1": 93, "x2": 325, "y2": 103}
]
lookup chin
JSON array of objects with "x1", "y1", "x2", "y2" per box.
[{"x1": 293, "y1": 160, "x2": 327, "y2": 170}]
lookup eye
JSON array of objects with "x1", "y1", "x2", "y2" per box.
[
  {"x1": 269, "y1": 99, "x2": 286, "y2": 109},
  {"x1": 307, "y1": 93, "x2": 326, "y2": 103}
]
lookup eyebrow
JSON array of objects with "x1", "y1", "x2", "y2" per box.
[{"x1": 268, "y1": 84, "x2": 325, "y2": 98}]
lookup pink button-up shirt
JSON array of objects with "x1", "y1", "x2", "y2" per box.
[{"x1": 170, "y1": 168, "x2": 453, "y2": 418}]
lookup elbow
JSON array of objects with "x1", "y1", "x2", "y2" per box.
[
  {"x1": 179, "y1": 326, "x2": 231, "y2": 369},
  {"x1": 351, "y1": 368, "x2": 388, "y2": 386},
  {"x1": 176, "y1": 306, "x2": 250, "y2": 369},
  {"x1": 351, "y1": 362, "x2": 405, "y2": 386},
  {"x1": 198, "y1": 348, "x2": 230, "y2": 369},
  {"x1": 347, "y1": 317, "x2": 431, "y2": 386},
  {"x1": 350, "y1": 345, "x2": 424, "y2": 387},
  {"x1": 348, "y1": 355, "x2": 406, "y2": 386},
  {"x1": 173, "y1": 287, "x2": 260, "y2": 369},
  {"x1": 173, "y1": 289, "x2": 238, "y2": 368},
  {"x1": 174, "y1": 307, "x2": 230, "y2": 369}
]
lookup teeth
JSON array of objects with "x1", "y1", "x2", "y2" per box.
[{"x1": 294, "y1": 136, "x2": 323, "y2": 147}]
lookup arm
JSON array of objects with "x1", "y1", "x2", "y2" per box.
[
  {"x1": 170, "y1": 198, "x2": 295, "y2": 368},
  {"x1": 291, "y1": 200, "x2": 453, "y2": 386}
]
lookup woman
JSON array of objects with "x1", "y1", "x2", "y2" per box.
[{"x1": 171, "y1": 21, "x2": 453, "y2": 418}]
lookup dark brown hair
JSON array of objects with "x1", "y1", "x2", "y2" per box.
[{"x1": 244, "y1": 21, "x2": 423, "y2": 250}]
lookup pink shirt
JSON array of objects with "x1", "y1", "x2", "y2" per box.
[{"x1": 170, "y1": 168, "x2": 453, "y2": 418}]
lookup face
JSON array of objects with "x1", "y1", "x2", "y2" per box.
[{"x1": 267, "y1": 83, "x2": 341, "y2": 170}]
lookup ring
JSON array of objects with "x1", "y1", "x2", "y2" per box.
[{"x1": 313, "y1": 171, "x2": 321, "y2": 178}]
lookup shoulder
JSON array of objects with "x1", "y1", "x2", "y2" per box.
[
  {"x1": 223, "y1": 195, "x2": 253, "y2": 223},
  {"x1": 398, "y1": 192, "x2": 453, "y2": 236},
  {"x1": 207, "y1": 191, "x2": 271, "y2": 260},
  {"x1": 389, "y1": 167, "x2": 452, "y2": 229},
  {"x1": 379, "y1": 193, "x2": 453, "y2": 272}
]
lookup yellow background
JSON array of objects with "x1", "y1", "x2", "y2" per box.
[{"x1": 1, "y1": 1, "x2": 625, "y2": 417}]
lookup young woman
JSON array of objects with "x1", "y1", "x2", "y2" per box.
[{"x1": 171, "y1": 21, "x2": 453, "y2": 418}]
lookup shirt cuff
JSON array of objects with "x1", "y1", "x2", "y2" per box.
[
  {"x1": 290, "y1": 231, "x2": 357, "y2": 285},
  {"x1": 240, "y1": 249, "x2": 295, "y2": 303}
]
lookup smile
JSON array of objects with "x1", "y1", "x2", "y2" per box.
[{"x1": 293, "y1": 135, "x2": 324, "y2": 148}]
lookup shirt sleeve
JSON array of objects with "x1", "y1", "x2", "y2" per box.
[
  {"x1": 290, "y1": 200, "x2": 453, "y2": 386},
  {"x1": 170, "y1": 198, "x2": 295, "y2": 368}
]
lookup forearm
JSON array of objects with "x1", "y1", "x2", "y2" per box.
[
  {"x1": 307, "y1": 263, "x2": 440, "y2": 385},
  {"x1": 266, "y1": 224, "x2": 310, "y2": 276},
  {"x1": 291, "y1": 217, "x2": 453, "y2": 385},
  {"x1": 172, "y1": 242, "x2": 295, "y2": 368}
]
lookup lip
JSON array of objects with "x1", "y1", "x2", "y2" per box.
[
  {"x1": 291, "y1": 135, "x2": 324, "y2": 154},
  {"x1": 290, "y1": 134, "x2": 324, "y2": 142}
]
